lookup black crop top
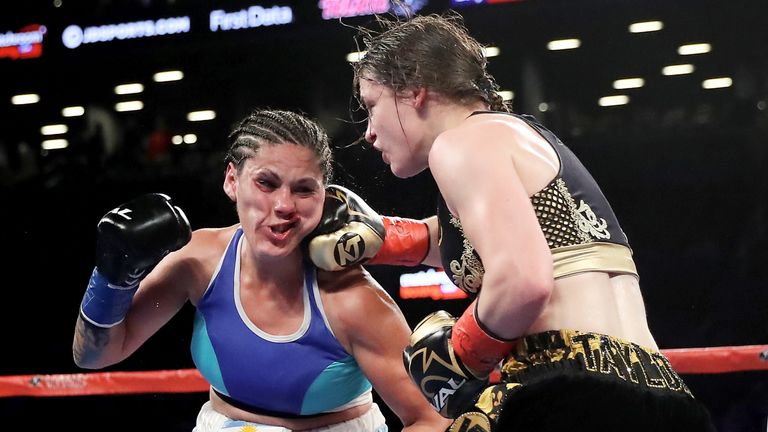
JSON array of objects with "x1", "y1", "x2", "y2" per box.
[{"x1": 437, "y1": 112, "x2": 637, "y2": 295}]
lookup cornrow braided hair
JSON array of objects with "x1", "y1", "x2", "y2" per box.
[{"x1": 224, "y1": 109, "x2": 334, "y2": 183}]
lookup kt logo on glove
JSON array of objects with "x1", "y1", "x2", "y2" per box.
[{"x1": 333, "y1": 232, "x2": 368, "y2": 266}]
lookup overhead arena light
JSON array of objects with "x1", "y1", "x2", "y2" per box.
[
  {"x1": 153, "y1": 70, "x2": 184, "y2": 82},
  {"x1": 11, "y1": 93, "x2": 40, "y2": 105},
  {"x1": 114, "y1": 83, "x2": 144, "y2": 95},
  {"x1": 547, "y1": 38, "x2": 581, "y2": 51},
  {"x1": 115, "y1": 101, "x2": 144, "y2": 112},
  {"x1": 187, "y1": 110, "x2": 216, "y2": 121},
  {"x1": 482, "y1": 46, "x2": 500, "y2": 58},
  {"x1": 702, "y1": 77, "x2": 732, "y2": 89},
  {"x1": 629, "y1": 20, "x2": 663, "y2": 33},
  {"x1": 42, "y1": 139, "x2": 68, "y2": 150},
  {"x1": 41, "y1": 124, "x2": 68, "y2": 135},
  {"x1": 498, "y1": 90, "x2": 514, "y2": 101},
  {"x1": 598, "y1": 95, "x2": 630, "y2": 107},
  {"x1": 662, "y1": 64, "x2": 695, "y2": 76},
  {"x1": 346, "y1": 50, "x2": 366, "y2": 63},
  {"x1": 678, "y1": 43, "x2": 711, "y2": 56},
  {"x1": 613, "y1": 78, "x2": 645, "y2": 90},
  {"x1": 62, "y1": 106, "x2": 85, "y2": 117}
]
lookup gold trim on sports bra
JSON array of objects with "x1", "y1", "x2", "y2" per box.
[{"x1": 552, "y1": 242, "x2": 638, "y2": 279}]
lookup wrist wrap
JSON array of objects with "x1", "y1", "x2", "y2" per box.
[
  {"x1": 367, "y1": 216, "x2": 430, "y2": 266},
  {"x1": 452, "y1": 300, "x2": 516, "y2": 377},
  {"x1": 79, "y1": 267, "x2": 140, "y2": 328}
]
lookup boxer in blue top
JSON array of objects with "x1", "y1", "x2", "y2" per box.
[{"x1": 72, "y1": 108, "x2": 449, "y2": 432}]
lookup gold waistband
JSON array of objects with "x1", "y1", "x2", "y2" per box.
[
  {"x1": 501, "y1": 330, "x2": 691, "y2": 397},
  {"x1": 552, "y1": 242, "x2": 638, "y2": 279}
]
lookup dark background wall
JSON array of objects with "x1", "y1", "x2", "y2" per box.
[{"x1": 1, "y1": 0, "x2": 767, "y2": 430}]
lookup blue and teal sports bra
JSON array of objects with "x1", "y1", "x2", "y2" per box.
[{"x1": 191, "y1": 227, "x2": 372, "y2": 417}]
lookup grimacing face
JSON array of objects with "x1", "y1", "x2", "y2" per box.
[{"x1": 224, "y1": 142, "x2": 326, "y2": 258}]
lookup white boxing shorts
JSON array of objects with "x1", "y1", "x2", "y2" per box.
[{"x1": 193, "y1": 400, "x2": 388, "y2": 432}]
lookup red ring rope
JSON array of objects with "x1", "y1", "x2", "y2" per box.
[{"x1": 1, "y1": 345, "x2": 765, "y2": 398}]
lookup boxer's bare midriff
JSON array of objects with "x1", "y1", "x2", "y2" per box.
[{"x1": 528, "y1": 272, "x2": 659, "y2": 351}]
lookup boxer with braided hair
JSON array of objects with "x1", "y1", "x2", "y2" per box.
[
  {"x1": 308, "y1": 12, "x2": 717, "y2": 431},
  {"x1": 73, "y1": 108, "x2": 449, "y2": 432}
]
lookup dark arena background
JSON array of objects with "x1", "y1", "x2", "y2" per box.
[{"x1": 2, "y1": 0, "x2": 767, "y2": 430}]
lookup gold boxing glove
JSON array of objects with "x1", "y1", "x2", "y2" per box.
[
  {"x1": 307, "y1": 185, "x2": 386, "y2": 271},
  {"x1": 307, "y1": 185, "x2": 431, "y2": 271}
]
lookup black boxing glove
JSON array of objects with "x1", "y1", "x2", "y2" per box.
[
  {"x1": 79, "y1": 193, "x2": 191, "y2": 327},
  {"x1": 403, "y1": 310, "x2": 490, "y2": 419},
  {"x1": 308, "y1": 185, "x2": 430, "y2": 271}
]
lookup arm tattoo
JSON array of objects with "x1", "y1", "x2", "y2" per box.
[{"x1": 73, "y1": 315, "x2": 112, "y2": 365}]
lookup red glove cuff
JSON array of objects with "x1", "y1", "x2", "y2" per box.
[
  {"x1": 367, "y1": 216, "x2": 430, "y2": 266},
  {"x1": 452, "y1": 300, "x2": 515, "y2": 377}
]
